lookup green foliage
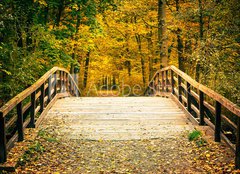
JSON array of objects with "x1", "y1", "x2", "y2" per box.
[
  {"x1": 188, "y1": 130, "x2": 207, "y2": 147},
  {"x1": 18, "y1": 141, "x2": 44, "y2": 166},
  {"x1": 188, "y1": 130, "x2": 201, "y2": 141},
  {"x1": 38, "y1": 129, "x2": 58, "y2": 142}
]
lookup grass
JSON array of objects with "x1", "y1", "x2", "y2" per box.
[
  {"x1": 188, "y1": 130, "x2": 207, "y2": 147},
  {"x1": 18, "y1": 141, "x2": 44, "y2": 166}
]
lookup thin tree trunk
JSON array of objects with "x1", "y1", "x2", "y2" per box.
[
  {"x1": 135, "y1": 34, "x2": 146, "y2": 87},
  {"x1": 71, "y1": 5, "x2": 81, "y2": 74},
  {"x1": 196, "y1": 0, "x2": 204, "y2": 82},
  {"x1": 147, "y1": 29, "x2": 154, "y2": 81},
  {"x1": 175, "y1": 0, "x2": 184, "y2": 72},
  {"x1": 83, "y1": 51, "x2": 90, "y2": 88},
  {"x1": 158, "y1": 0, "x2": 168, "y2": 68},
  {"x1": 56, "y1": 0, "x2": 64, "y2": 27}
]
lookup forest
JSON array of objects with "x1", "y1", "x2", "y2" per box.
[{"x1": 0, "y1": 0, "x2": 239, "y2": 105}]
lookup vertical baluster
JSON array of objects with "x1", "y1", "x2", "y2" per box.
[
  {"x1": 54, "y1": 73, "x2": 57, "y2": 96},
  {"x1": 186, "y1": 82, "x2": 191, "y2": 112},
  {"x1": 17, "y1": 102, "x2": 24, "y2": 141},
  {"x1": 67, "y1": 74, "x2": 70, "y2": 93},
  {"x1": 178, "y1": 75, "x2": 182, "y2": 102},
  {"x1": 166, "y1": 70, "x2": 169, "y2": 92},
  {"x1": 30, "y1": 91, "x2": 36, "y2": 128},
  {"x1": 153, "y1": 77, "x2": 156, "y2": 94},
  {"x1": 199, "y1": 91, "x2": 205, "y2": 125},
  {"x1": 161, "y1": 71, "x2": 165, "y2": 92},
  {"x1": 0, "y1": 112, "x2": 7, "y2": 163},
  {"x1": 40, "y1": 83, "x2": 45, "y2": 113},
  {"x1": 157, "y1": 73, "x2": 160, "y2": 93},
  {"x1": 59, "y1": 71, "x2": 62, "y2": 93},
  {"x1": 62, "y1": 72, "x2": 66, "y2": 92},
  {"x1": 235, "y1": 117, "x2": 240, "y2": 169},
  {"x1": 48, "y1": 75, "x2": 52, "y2": 103},
  {"x1": 171, "y1": 70, "x2": 175, "y2": 95},
  {"x1": 215, "y1": 101, "x2": 221, "y2": 142}
]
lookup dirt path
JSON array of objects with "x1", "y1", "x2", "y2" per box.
[{"x1": 14, "y1": 128, "x2": 236, "y2": 174}]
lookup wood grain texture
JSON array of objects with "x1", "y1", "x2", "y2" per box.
[{"x1": 41, "y1": 97, "x2": 194, "y2": 140}]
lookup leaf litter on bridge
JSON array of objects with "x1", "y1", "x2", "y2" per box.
[{"x1": 12, "y1": 127, "x2": 238, "y2": 174}]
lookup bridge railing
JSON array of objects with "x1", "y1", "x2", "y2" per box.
[
  {"x1": 0, "y1": 67, "x2": 80, "y2": 163},
  {"x1": 145, "y1": 65, "x2": 240, "y2": 169}
]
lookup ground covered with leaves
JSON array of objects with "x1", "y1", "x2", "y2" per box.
[{"x1": 10, "y1": 128, "x2": 237, "y2": 174}]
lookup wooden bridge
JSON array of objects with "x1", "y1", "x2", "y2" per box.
[{"x1": 0, "y1": 66, "x2": 240, "y2": 170}]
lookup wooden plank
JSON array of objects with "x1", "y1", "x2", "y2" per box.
[
  {"x1": 171, "y1": 70, "x2": 175, "y2": 95},
  {"x1": 22, "y1": 102, "x2": 31, "y2": 115},
  {"x1": 178, "y1": 75, "x2": 182, "y2": 103},
  {"x1": 35, "y1": 106, "x2": 41, "y2": 114},
  {"x1": 35, "y1": 91, "x2": 41, "y2": 100},
  {"x1": 16, "y1": 102, "x2": 24, "y2": 142},
  {"x1": 0, "y1": 112, "x2": 7, "y2": 163},
  {"x1": 40, "y1": 83, "x2": 45, "y2": 113},
  {"x1": 173, "y1": 76, "x2": 178, "y2": 83},
  {"x1": 6, "y1": 116, "x2": 17, "y2": 130},
  {"x1": 199, "y1": 91, "x2": 205, "y2": 125},
  {"x1": 187, "y1": 82, "x2": 191, "y2": 112},
  {"x1": 191, "y1": 104, "x2": 200, "y2": 116},
  {"x1": 215, "y1": 101, "x2": 221, "y2": 142},
  {"x1": 192, "y1": 90, "x2": 199, "y2": 102},
  {"x1": 235, "y1": 117, "x2": 240, "y2": 169},
  {"x1": 181, "y1": 83, "x2": 187, "y2": 92},
  {"x1": 30, "y1": 91, "x2": 36, "y2": 128}
]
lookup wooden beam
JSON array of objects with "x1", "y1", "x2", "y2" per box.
[
  {"x1": 17, "y1": 102, "x2": 24, "y2": 142},
  {"x1": 199, "y1": 91, "x2": 205, "y2": 125},
  {"x1": 0, "y1": 112, "x2": 6, "y2": 163},
  {"x1": 235, "y1": 117, "x2": 240, "y2": 169},
  {"x1": 215, "y1": 101, "x2": 221, "y2": 142}
]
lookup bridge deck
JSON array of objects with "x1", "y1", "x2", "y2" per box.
[{"x1": 41, "y1": 97, "x2": 194, "y2": 140}]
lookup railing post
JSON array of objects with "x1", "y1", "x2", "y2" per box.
[
  {"x1": 178, "y1": 75, "x2": 182, "y2": 102},
  {"x1": 63, "y1": 72, "x2": 66, "y2": 92},
  {"x1": 171, "y1": 70, "x2": 175, "y2": 95},
  {"x1": 30, "y1": 91, "x2": 36, "y2": 128},
  {"x1": 235, "y1": 117, "x2": 240, "y2": 169},
  {"x1": 157, "y1": 73, "x2": 160, "y2": 92},
  {"x1": 0, "y1": 112, "x2": 7, "y2": 163},
  {"x1": 48, "y1": 75, "x2": 52, "y2": 103},
  {"x1": 161, "y1": 71, "x2": 165, "y2": 92},
  {"x1": 40, "y1": 83, "x2": 45, "y2": 113},
  {"x1": 186, "y1": 82, "x2": 191, "y2": 112},
  {"x1": 215, "y1": 101, "x2": 221, "y2": 142},
  {"x1": 199, "y1": 91, "x2": 205, "y2": 125},
  {"x1": 166, "y1": 71, "x2": 169, "y2": 92},
  {"x1": 67, "y1": 74, "x2": 70, "y2": 93},
  {"x1": 17, "y1": 102, "x2": 24, "y2": 141},
  {"x1": 60, "y1": 71, "x2": 62, "y2": 93},
  {"x1": 54, "y1": 73, "x2": 57, "y2": 96}
]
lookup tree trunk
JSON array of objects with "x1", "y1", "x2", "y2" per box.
[
  {"x1": 83, "y1": 51, "x2": 90, "y2": 88},
  {"x1": 196, "y1": 0, "x2": 204, "y2": 82},
  {"x1": 135, "y1": 34, "x2": 146, "y2": 87},
  {"x1": 177, "y1": 29, "x2": 184, "y2": 71},
  {"x1": 158, "y1": 0, "x2": 168, "y2": 68},
  {"x1": 71, "y1": 5, "x2": 81, "y2": 74},
  {"x1": 147, "y1": 29, "x2": 154, "y2": 81},
  {"x1": 56, "y1": 0, "x2": 64, "y2": 27},
  {"x1": 175, "y1": 0, "x2": 184, "y2": 72}
]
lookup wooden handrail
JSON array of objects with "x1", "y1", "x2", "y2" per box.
[
  {"x1": 145, "y1": 65, "x2": 240, "y2": 116},
  {"x1": 0, "y1": 67, "x2": 80, "y2": 163},
  {"x1": 0, "y1": 67, "x2": 80, "y2": 116},
  {"x1": 145, "y1": 65, "x2": 240, "y2": 169}
]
